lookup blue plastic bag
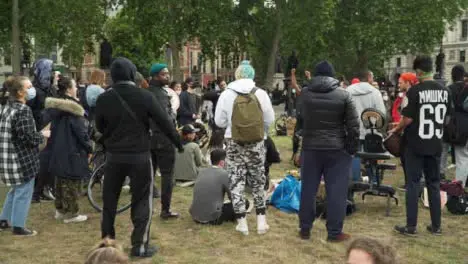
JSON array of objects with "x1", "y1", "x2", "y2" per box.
[{"x1": 270, "y1": 175, "x2": 301, "y2": 213}]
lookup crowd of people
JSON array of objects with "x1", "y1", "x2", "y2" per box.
[{"x1": 0, "y1": 52, "x2": 466, "y2": 263}]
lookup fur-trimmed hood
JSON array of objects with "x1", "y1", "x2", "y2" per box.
[{"x1": 45, "y1": 97, "x2": 85, "y2": 117}]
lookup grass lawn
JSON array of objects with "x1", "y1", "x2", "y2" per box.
[{"x1": 0, "y1": 135, "x2": 467, "y2": 264}]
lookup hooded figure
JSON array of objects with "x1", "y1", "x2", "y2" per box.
[
  {"x1": 346, "y1": 71, "x2": 387, "y2": 139},
  {"x1": 95, "y1": 57, "x2": 182, "y2": 258},
  {"x1": 296, "y1": 60, "x2": 359, "y2": 242},
  {"x1": 28, "y1": 59, "x2": 56, "y2": 129}
]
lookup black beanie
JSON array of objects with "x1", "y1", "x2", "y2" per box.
[
  {"x1": 314, "y1": 61, "x2": 336, "y2": 78},
  {"x1": 110, "y1": 57, "x2": 137, "y2": 83}
]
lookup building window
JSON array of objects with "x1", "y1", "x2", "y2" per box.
[
  {"x1": 233, "y1": 55, "x2": 240, "y2": 68},
  {"x1": 221, "y1": 54, "x2": 229, "y2": 68},
  {"x1": 462, "y1": 20, "x2": 468, "y2": 39},
  {"x1": 190, "y1": 52, "x2": 194, "y2": 70},
  {"x1": 460, "y1": 50, "x2": 466, "y2": 62},
  {"x1": 449, "y1": 50, "x2": 456, "y2": 61},
  {"x1": 396, "y1": 57, "x2": 401, "y2": 67}
]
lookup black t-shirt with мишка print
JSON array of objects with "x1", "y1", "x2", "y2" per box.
[{"x1": 402, "y1": 80, "x2": 452, "y2": 156}]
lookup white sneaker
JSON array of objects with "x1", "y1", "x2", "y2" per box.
[
  {"x1": 447, "y1": 164, "x2": 456, "y2": 170},
  {"x1": 55, "y1": 210, "x2": 65, "y2": 220},
  {"x1": 235, "y1": 217, "x2": 249, "y2": 235},
  {"x1": 64, "y1": 215, "x2": 88, "y2": 224},
  {"x1": 122, "y1": 185, "x2": 130, "y2": 191},
  {"x1": 257, "y1": 214, "x2": 270, "y2": 235}
]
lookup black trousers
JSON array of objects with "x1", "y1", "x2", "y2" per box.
[
  {"x1": 405, "y1": 148, "x2": 441, "y2": 229},
  {"x1": 101, "y1": 159, "x2": 154, "y2": 251},
  {"x1": 299, "y1": 149, "x2": 352, "y2": 238},
  {"x1": 151, "y1": 146, "x2": 175, "y2": 212},
  {"x1": 33, "y1": 152, "x2": 54, "y2": 199},
  {"x1": 201, "y1": 200, "x2": 250, "y2": 225}
]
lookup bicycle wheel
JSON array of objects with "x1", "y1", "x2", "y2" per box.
[{"x1": 87, "y1": 163, "x2": 132, "y2": 214}]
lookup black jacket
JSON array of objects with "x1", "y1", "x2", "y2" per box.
[
  {"x1": 95, "y1": 58, "x2": 182, "y2": 163},
  {"x1": 148, "y1": 80, "x2": 175, "y2": 149},
  {"x1": 296, "y1": 76, "x2": 359, "y2": 154},
  {"x1": 45, "y1": 96, "x2": 92, "y2": 180},
  {"x1": 178, "y1": 90, "x2": 197, "y2": 126}
]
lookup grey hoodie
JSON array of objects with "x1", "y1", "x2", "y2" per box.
[{"x1": 347, "y1": 82, "x2": 387, "y2": 139}]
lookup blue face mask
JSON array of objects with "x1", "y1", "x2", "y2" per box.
[{"x1": 26, "y1": 87, "x2": 37, "y2": 101}]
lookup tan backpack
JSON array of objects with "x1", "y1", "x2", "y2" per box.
[{"x1": 231, "y1": 88, "x2": 264, "y2": 144}]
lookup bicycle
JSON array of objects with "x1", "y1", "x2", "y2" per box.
[{"x1": 87, "y1": 149, "x2": 132, "y2": 214}]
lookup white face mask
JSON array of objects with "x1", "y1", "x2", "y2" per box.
[
  {"x1": 26, "y1": 87, "x2": 37, "y2": 101},
  {"x1": 398, "y1": 92, "x2": 404, "y2": 98}
]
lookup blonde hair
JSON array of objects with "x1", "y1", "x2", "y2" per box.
[
  {"x1": 90, "y1": 69, "x2": 106, "y2": 87},
  {"x1": 85, "y1": 239, "x2": 129, "y2": 264}
]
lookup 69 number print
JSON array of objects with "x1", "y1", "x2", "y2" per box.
[{"x1": 418, "y1": 104, "x2": 447, "y2": 139}]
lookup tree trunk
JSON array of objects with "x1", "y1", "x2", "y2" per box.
[
  {"x1": 170, "y1": 39, "x2": 183, "y2": 82},
  {"x1": 11, "y1": 0, "x2": 21, "y2": 74},
  {"x1": 263, "y1": 3, "x2": 282, "y2": 91},
  {"x1": 354, "y1": 49, "x2": 369, "y2": 74}
]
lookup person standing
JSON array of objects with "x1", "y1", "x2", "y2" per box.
[
  {"x1": 29, "y1": 59, "x2": 58, "y2": 203},
  {"x1": 0, "y1": 76, "x2": 50, "y2": 236},
  {"x1": 444, "y1": 65, "x2": 468, "y2": 186},
  {"x1": 347, "y1": 70, "x2": 387, "y2": 183},
  {"x1": 393, "y1": 72, "x2": 418, "y2": 190},
  {"x1": 95, "y1": 58, "x2": 183, "y2": 257},
  {"x1": 178, "y1": 78, "x2": 199, "y2": 126},
  {"x1": 390, "y1": 55, "x2": 451, "y2": 236},
  {"x1": 45, "y1": 76, "x2": 93, "y2": 224},
  {"x1": 148, "y1": 63, "x2": 180, "y2": 218},
  {"x1": 215, "y1": 60, "x2": 275, "y2": 235},
  {"x1": 296, "y1": 61, "x2": 359, "y2": 242}
]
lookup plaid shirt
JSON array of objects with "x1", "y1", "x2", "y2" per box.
[{"x1": 0, "y1": 101, "x2": 43, "y2": 186}]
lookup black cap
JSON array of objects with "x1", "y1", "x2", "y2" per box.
[{"x1": 182, "y1": 124, "x2": 200, "y2": 134}]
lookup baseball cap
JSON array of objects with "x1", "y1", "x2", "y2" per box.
[{"x1": 182, "y1": 124, "x2": 200, "y2": 134}]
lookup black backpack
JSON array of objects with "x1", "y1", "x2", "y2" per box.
[{"x1": 447, "y1": 195, "x2": 468, "y2": 215}]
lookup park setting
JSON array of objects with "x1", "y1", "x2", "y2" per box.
[{"x1": 1, "y1": 0, "x2": 468, "y2": 264}]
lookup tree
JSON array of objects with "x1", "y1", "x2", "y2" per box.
[
  {"x1": 329, "y1": 0, "x2": 468, "y2": 77},
  {"x1": 110, "y1": 0, "x2": 235, "y2": 81},
  {"x1": 0, "y1": 0, "x2": 107, "y2": 74}
]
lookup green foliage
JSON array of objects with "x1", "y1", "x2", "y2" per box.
[
  {"x1": 329, "y1": 0, "x2": 468, "y2": 77},
  {"x1": 104, "y1": 10, "x2": 164, "y2": 75},
  {"x1": 0, "y1": 0, "x2": 107, "y2": 67}
]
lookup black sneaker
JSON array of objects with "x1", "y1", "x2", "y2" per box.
[
  {"x1": 12, "y1": 227, "x2": 37, "y2": 237},
  {"x1": 160, "y1": 211, "x2": 179, "y2": 220},
  {"x1": 299, "y1": 228, "x2": 311, "y2": 240},
  {"x1": 426, "y1": 225, "x2": 442, "y2": 236},
  {"x1": 0, "y1": 220, "x2": 10, "y2": 231},
  {"x1": 393, "y1": 225, "x2": 417, "y2": 237},
  {"x1": 131, "y1": 245, "x2": 158, "y2": 258}
]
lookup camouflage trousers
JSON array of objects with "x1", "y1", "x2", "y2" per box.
[
  {"x1": 226, "y1": 140, "x2": 266, "y2": 214},
  {"x1": 55, "y1": 178, "x2": 81, "y2": 217}
]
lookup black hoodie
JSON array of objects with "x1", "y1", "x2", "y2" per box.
[{"x1": 95, "y1": 58, "x2": 183, "y2": 163}]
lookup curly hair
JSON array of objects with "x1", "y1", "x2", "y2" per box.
[{"x1": 346, "y1": 237, "x2": 398, "y2": 264}]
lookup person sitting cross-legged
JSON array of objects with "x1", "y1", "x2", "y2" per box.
[
  {"x1": 190, "y1": 149, "x2": 249, "y2": 225},
  {"x1": 173, "y1": 124, "x2": 206, "y2": 182}
]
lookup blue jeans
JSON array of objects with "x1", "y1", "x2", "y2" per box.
[{"x1": 0, "y1": 179, "x2": 35, "y2": 228}]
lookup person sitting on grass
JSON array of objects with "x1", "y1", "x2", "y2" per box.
[
  {"x1": 190, "y1": 149, "x2": 250, "y2": 225},
  {"x1": 173, "y1": 124, "x2": 206, "y2": 182},
  {"x1": 346, "y1": 237, "x2": 398, "y2": 264},
  {"x1": 85, "y1": 238, "x2": 129, "y2": 264}
]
